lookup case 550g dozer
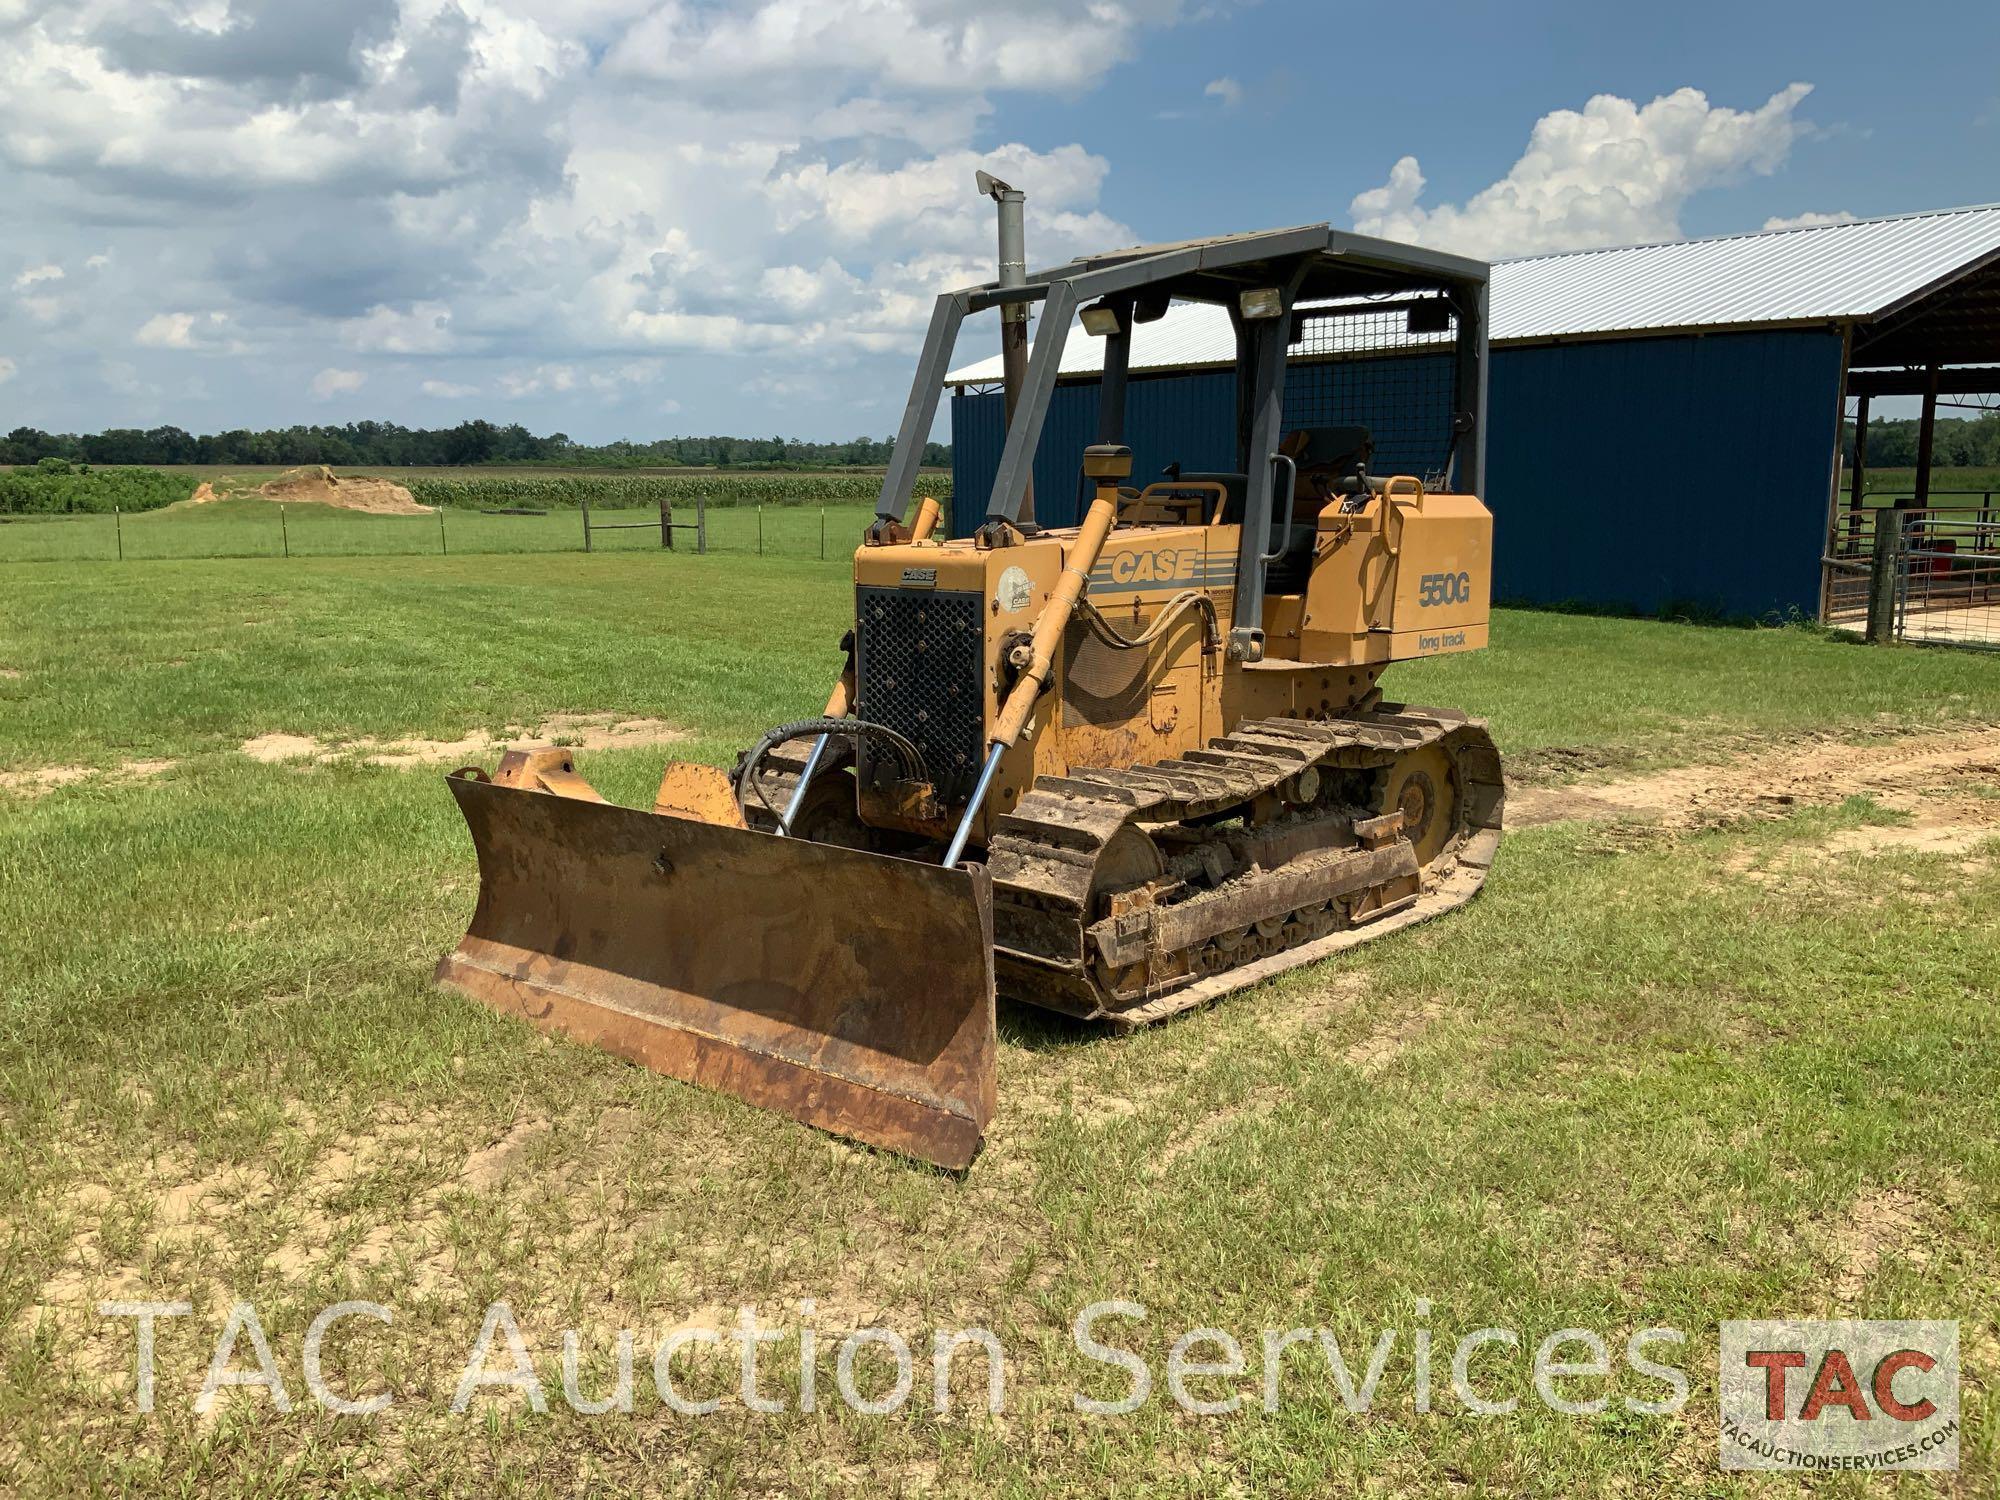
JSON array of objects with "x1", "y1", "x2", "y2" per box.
[{"x1": 437, "y1": 224, "x2": 1503, "y2": 1169}]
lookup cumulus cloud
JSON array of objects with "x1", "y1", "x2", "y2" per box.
[
  {"x1": 340, "y1": 301, "x2": 455, "y2": 353},
  {"x1": 1351, "y1": 83, "x2": 1816, "y2": 257},
  {"x1": 1204, "y1": 76, "x2": 1241, "y2": 108},
  {"x1": 14, "y1": 263, "x2": 62, "y2": 288},
  {"x1": 135, "y1": 310, "x2": 235, "y2": 349},
  {"x1": 135, "y1": 313, "x2": 199, "y2": 348},
  {"x1": 421, "y1": 378, "x2": 479, "y2": 397},
  {"x1": 311, "y1": 367, "x2": 366, "y2": 398},
  {"x1": 497, "y1": 364, "x2": 578, "y2": 398},
  {"x1": 604, "y1": 0, "x2": 1185, "y2": 95},
  {"x1": 0, "y1": 1, "x2": 1192, "y2": 431},
  {"x1": 1762, "y1": 209, "x2": 1856, "y2": 231},
  {"x1": 0, "y1": 356, "x2": 16, "y2": 385}
]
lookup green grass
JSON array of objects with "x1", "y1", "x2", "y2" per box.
[
  {"x1": 0, "y1": 498, "x2": 879, "y2": 565},
  {"x1": 2, "y1": 554, "x2": 1997, "y2": 1495},
  {"x1": 1853, "y1": 466, "x2": 2000, "y2": 503}
]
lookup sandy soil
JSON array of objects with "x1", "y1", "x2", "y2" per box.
[
  {"x1": 0, "y1": 759, "x2": 175, "y2": 797},
  {"x1": 239, "y1": 713, "x2": 686, "y2": 768},
  {"x1": 1509, "y1": 726, "x2": 2000, "y2": 835},
  {"x1": 257, "y1": 465, "x2": 431, "y2": 515}
]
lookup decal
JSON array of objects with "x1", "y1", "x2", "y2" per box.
[
  {"x1": 997, "y1": 565, "x2": 1034, "y2": 612},
  {"x1": 1418, "y1": 570, "x2": 1473, "y2": 608}
]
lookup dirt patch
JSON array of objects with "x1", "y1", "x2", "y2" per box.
[
  {"x1": 0, "y1": 667, "x2": 22, "y2": 679},
  {"x1": 459, "y1": 1117, "x2": 550, "y2": 1191},
  {"x1": 1825, "y1": 1187, "x2": 1932, "y2": 1305},
  {"x1": 258, "y1": 465, "x2": 431, "y2": 515},
  {"x1": 1340, "y1": 1001, "x2": 1446, "y2": 1077},
  {"x1": 0, "y1": 757, "x2": 175, "y2": 798},
  {"x1": 1154, "y1": 1086, "x2": 1284, "y2": 1168},
  {"x1": 1509, "y1": 727, "x2": 2000, "y2": 834},
  {"x1": 240, "y1": 714, "x2": 686, "y2": 768},
  {"x1": 188, "y1": 481, "x2": 220, "y2": 504},
  {"x1": 1257, "y1": 972, "x2": 1369, "y2": 1040},
  {"x1": 1821, "y1": 797, "x2": 2000, "y2": 858}
]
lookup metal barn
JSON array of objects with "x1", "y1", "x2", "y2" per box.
[{"x1": 946, "y1": 204, "x2": 2000, "y2": 623}]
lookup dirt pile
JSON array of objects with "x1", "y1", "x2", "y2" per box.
[{"x1": 258, "y1": 465, "x2": 431, "y2": 515}]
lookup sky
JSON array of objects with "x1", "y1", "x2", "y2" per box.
[{"x1": 0, "y1": 0, "x2": 1995, "y2": 443}]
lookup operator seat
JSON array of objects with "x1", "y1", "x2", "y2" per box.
[{"x1": 1154, "y1": 426, "x2": 1376, "y2": 593}]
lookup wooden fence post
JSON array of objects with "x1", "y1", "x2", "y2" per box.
[
  {"x1": 279, "y1": 503, "x2": 289, "y2": 559},
  {"x1": 661, "y1": 496, "x2": 673, "y2": 550},
  {"x1": 114, "y1": 506, "x2": 123, "y2": 562},
  {"x1": 697, "y1": 494, "x2": 707, "y2": 555},
  {"x1": 1866, "y1": 511, "x2": 1902, "y2": 644},
  {"x1": 581, "y1": 496, "x2": 593, "y2": 553}
]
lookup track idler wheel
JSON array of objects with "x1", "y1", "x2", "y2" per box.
[{"x1": 1376, "y1": 742, "x2": 1460, "y2": 867}]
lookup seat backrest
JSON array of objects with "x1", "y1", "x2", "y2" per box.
[{"x1": 1282, "y1": 426, "x2": 1374, "y2": 502}]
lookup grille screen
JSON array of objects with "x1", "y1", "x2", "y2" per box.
[
  {"x1": 853, "y1": 586, "x2": 985, "y2": 803},
  {"x1": 1287, "y1": 301, "x2": 1460, "y2": 487}
]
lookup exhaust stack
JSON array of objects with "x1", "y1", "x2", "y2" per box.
[{"x1": 977, "y1": 170, "x2": 1033, "y2": 526}]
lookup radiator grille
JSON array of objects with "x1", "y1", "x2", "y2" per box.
[{"x1": 853, "y1": 586, "x2": 985, "y2": 804}]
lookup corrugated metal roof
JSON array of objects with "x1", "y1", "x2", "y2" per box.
[{"x1": 945, "y1": 203, "x2": 2000, "y2": 384}]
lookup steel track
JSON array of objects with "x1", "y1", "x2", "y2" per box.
[{"x1": 986, "y1": 706, "x2": 1504, "y2": 1023}]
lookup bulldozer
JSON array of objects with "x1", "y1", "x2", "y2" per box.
[{"x1": 437, "y1": 224, "x2": 1503, "y2": 1170}]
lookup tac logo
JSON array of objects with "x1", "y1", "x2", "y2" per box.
[{"x1": 1719, "y1": 1320, "x2": 1958, "y2": 1472}]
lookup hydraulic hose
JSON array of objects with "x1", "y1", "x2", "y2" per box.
[{"x1": 737, "y1": 717, "x2": 926, "y2": 825}]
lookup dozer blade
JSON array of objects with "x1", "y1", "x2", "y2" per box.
[{"x1": 436, "y1": 770, "x2": 997, "y2": 1170}]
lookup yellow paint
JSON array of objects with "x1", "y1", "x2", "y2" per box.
[{"x1": 848, "y1": 474, "x2": 1492, "y2": 841}]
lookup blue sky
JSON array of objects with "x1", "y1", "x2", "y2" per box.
[
  {"x1": 1026, "y1": 1, "x2": 1998, "y2": 247},
  {"x1": 0, "y1": 0, "x2": 1993, "y2": 443}
]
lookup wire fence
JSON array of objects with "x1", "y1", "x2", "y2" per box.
[
  {"x1": 0, "y1": 502, "x2": 885, "y2": 566},
  {"x1": 1896, "y1": 511, "x2": 2000, "y2": 649},
  {"x1": 1823, "y1": 489, "x2": 1996, "y2": 634}
]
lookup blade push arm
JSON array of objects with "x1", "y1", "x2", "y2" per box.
[{"x1": 943, "y1": 444, "x2": 1130, "y2": 868}]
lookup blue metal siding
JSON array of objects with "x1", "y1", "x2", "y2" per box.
[
  {"x1": 950, "y1": 328, "x2": 1843, "y2": 617},
  {"x1": 951, "y1": 372, "x2": 1235, "y2": 534},
  {"x1": 1486, "y1": 330, "x2": 1843, "y2": 617},
  {"x1": 950, "y1": 357, "x2": 1458, "y2": 536}
]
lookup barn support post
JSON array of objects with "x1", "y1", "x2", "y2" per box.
[
  {"x1": 1910, "y1": 365, "x2": 1940, "y2": 510},
  {"x1": 1848, "y1": 393, "x2": 1869, "y2": 540}
]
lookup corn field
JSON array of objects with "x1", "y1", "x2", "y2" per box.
[
  {"x1": 404, "y1": 471, "x2": 951, "y2": 511},
  {"x1": 0, "y1": 467, "x2": 196, "y2": 515}
]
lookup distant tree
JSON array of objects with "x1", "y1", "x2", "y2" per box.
[{"x1": 1, "y1": 417, "x2": 948, "y2": 469}]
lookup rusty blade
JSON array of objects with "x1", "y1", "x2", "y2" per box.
[{"x1": 436, "y1": 771, "x2": 996, "y2": 1169}]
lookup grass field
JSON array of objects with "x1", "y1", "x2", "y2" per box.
[
  {"x1": 2, "y1": 549, "x2": 1997, "y2": 1495},
  {"x1": 1856, "y1": 466, "x2": 2000, "y2": 502},
  {"x1": 0, "y1": 497, "x2": 881, "y2": 564}
]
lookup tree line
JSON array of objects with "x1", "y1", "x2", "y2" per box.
[
  {"x1": 0, "y1": 420, "x2": 950, "y2": 470},
  {"x1": 1844, "y1": 410, "x2": 2000, "y2": 470}
]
